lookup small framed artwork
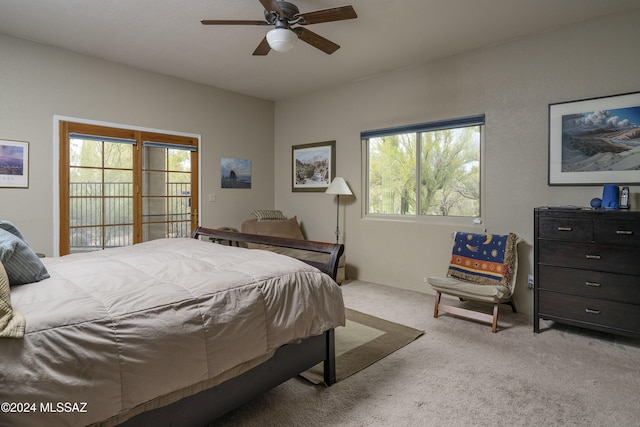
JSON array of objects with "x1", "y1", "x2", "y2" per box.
[
  {"x1": 221, "y1": 157, "x2": 251, "y2": 188},
  {"x1": 549, "y1": 91, "x2": 640, "y2": 185},
  {"x1": 0, "y1": 139, "x2": 29, "y2": 188},
  {"x1": 292, "y1": 141, "x2": 336, "y2": 192}
]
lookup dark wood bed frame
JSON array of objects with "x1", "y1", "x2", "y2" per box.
[{"x1": 118, "y1": 227, "x2": 345, "y2": 426}]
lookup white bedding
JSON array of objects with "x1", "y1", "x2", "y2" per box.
[{"x1": 0, "y1": 238, "x2": 345, "y2": 426}]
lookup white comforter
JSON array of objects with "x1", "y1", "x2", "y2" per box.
[{"x1": 0, "y1": 238, "x2": 345, "y2": 427}]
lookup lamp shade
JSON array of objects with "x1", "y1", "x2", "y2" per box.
[
  {"x1": 325, "y1": 177, "x2": 353, "y2": 196},
  {"x1": 266, "y1": 28, "x2": 298, "y2": 53}
]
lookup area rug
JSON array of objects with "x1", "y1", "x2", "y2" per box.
[{"x1": 300, "y1": 308, "x2": 424, "y2": 384}]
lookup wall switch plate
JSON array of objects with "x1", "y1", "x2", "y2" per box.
[
  {"x1": 527, "y1": 274, "x2": 534, "y2": 289},
  {"x1": 208, "y1": 194, "x2": 216, "y2": 203}
]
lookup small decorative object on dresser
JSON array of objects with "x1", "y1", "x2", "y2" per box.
[{"x1": 534, "y1": 207, "x2": 640, "y2": 338}]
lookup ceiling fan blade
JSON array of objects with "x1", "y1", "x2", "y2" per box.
[
  {"x1": 259, "y1": 0, "x2": 285, "y2": 17},
  {"x1": 201, "y1": 20, "x2": 270, "y2": 26},
  {"x1": 253, "y1": 37, "x2": 272, "y2": 56},
  {"x1": 295, "y1": 5, "x2": 357, "y2": 25},
  {"x1": 293, "y1": 27, "x2": 340, "y2": 54}
]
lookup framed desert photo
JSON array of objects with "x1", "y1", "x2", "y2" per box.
[
  {"x1": 0, "y1": 139, "x2": 29, "y2": 188},
  {"x1": 292, "y1": 141, "x2": 336, "y2": 192},
  {"x1": 549, "y1": 91, "x2": 640, "y2": 185}
]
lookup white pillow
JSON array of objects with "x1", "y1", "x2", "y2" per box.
[{"x1": 251, "y1": 209, "x2": 287, "y2": 222}]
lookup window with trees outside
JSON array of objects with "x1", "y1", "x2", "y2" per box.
[
  {"x1": 58, "y1": 121, "x2": 199, "y2": 255},
  {"x1": 362, "y1": 115, "x2": 483, "y2": 218}
]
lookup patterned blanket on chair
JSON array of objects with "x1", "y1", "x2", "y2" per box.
[{"x1": 447, "y1": 232, "x2": 517, "y2": 287}]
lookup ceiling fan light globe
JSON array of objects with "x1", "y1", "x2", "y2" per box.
[{"x1": 266, "y1": 28, "x2": 298, "y2": 53}]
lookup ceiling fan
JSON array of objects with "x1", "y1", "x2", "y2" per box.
[{"x1": 201, "y1": 0, "x2": 357, "y2": 55}]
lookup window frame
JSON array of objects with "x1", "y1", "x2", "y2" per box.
[
  {"x1": 361, "y1": 115, "x2": 485, "y2": 223},
  {"x1": 54, "y1": 117, "x2": 201, "y2": 256}
]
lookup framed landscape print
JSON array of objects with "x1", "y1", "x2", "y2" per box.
[
  {"x1": 548, "y1": 91, "x2": 640, "y2": 185},
  {"x1": 221, "y1": 157, "x2": 251, "y2": 189},
  {"x1": 292, "y1": 141, "x2": 335, "y2": 192},
  {"x1": 0, "y1": 139, "x2": 29, "y2": 188}
]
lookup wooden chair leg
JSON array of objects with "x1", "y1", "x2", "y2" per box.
[
  {"x1": 433, "y1": 291, "x2": 442, "y2": 318},
  {"x1": 491, "y1": 303, "x2": 499, "y2": 333}
]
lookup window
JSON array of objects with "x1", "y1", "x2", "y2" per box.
[
  {"x1": 141, "y1": 140, "x2": 197, "y2": 242},
  {"x1": 59, "y1": 121, "x2": 199, "y2": 255},
  {"x1": 363, "y1": 115, "x2": 483, "y2": 218}
]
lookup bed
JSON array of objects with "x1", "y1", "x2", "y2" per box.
[
  {"x1": 0, "y1": 227, "x2": 345, "y2": 427},
  {"x1": 240, "y1": 216, "x2": 347, "y2": 284}
]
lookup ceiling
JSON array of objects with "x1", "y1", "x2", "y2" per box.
[{"x1": 1, "y1": 0, "x2": 639, "y2": 101}]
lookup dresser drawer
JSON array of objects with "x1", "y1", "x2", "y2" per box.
[
  {"x1": 538, "y1": 217, "x2": 592, "y2": 241},
  {"x1": 594, "y1": 219, "x2": 640, "y2": 245},
  {"x1": 539, "y1": 291, "x2": 640, "y2": 333},
  {"x1": 538, "y1": 265, "x2": 640, "y2": 304},
  {"x1": 537, "y1": 240, "x2": 640, "y2": 275}
]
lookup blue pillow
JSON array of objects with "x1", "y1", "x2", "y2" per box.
[
  {"x1": 0, "y1": 229, "x2": 49, "y2": 286},
  {"x1": 0, "y1": 220, "x2": 26, "y2": 242}
]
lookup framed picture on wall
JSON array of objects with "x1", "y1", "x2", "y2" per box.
[
  {"x1": 221, "y1": 157, "x2": 251, "y2": 189},
  {"x1": 0, "y1": 139, "x2": 29, "y2": 188},
  {"x1": 292, "y1": 141, "x2": 336, "y2": 192},
  {"x1": 548, "y1": 91, "x2": 640, "y2": 185}
]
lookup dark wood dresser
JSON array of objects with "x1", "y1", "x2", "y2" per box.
[{"x1": 534, "y1": 207, "x2": 640, "y2": 337}]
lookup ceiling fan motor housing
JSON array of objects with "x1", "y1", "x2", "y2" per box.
[{"x1": 264, "y1": 1, "x2": 300, "y2": 25}]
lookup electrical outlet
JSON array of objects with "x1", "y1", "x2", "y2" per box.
[
  {"x1": 423, "y1": 277, "x2": 428, "y2": 283},
  {"x1": 527, "y1": 274, "x2": 534, "y2": 289}
]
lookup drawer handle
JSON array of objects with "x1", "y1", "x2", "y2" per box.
[
  {"x1": 585, "y1": 281, "x2": 601, "y2": 287},
  {"x1": 585, "y1": 308, "x2": 601, "y2": 315},
  {"x1": 585, "y1": 254, "x2": 601, "y2": 260},
  {"x1": 557, "y1": 226, "x2": 573, "y2": 232},
  {"x1": 616, "y1": 230, "x2": 633, "y2": 235}
]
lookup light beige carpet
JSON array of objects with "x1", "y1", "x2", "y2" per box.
[
  {"x1": 300, "y1": 308, "x2": 424, "y2": 384},
  {"x1": 213, "y1": 280, "x2": 640, "y2": 426}
]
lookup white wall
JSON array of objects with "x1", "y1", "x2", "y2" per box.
[
  {"x1": 0, "y1": 34, "x2": 274, "y2": 255},
  {"x1": 274, "y1": 10, "x2": 640, "y2": 315}
]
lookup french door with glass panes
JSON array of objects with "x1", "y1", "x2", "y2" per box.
[{"x1": 59, "y1": 121, "x2": 198, "y2": 255}]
